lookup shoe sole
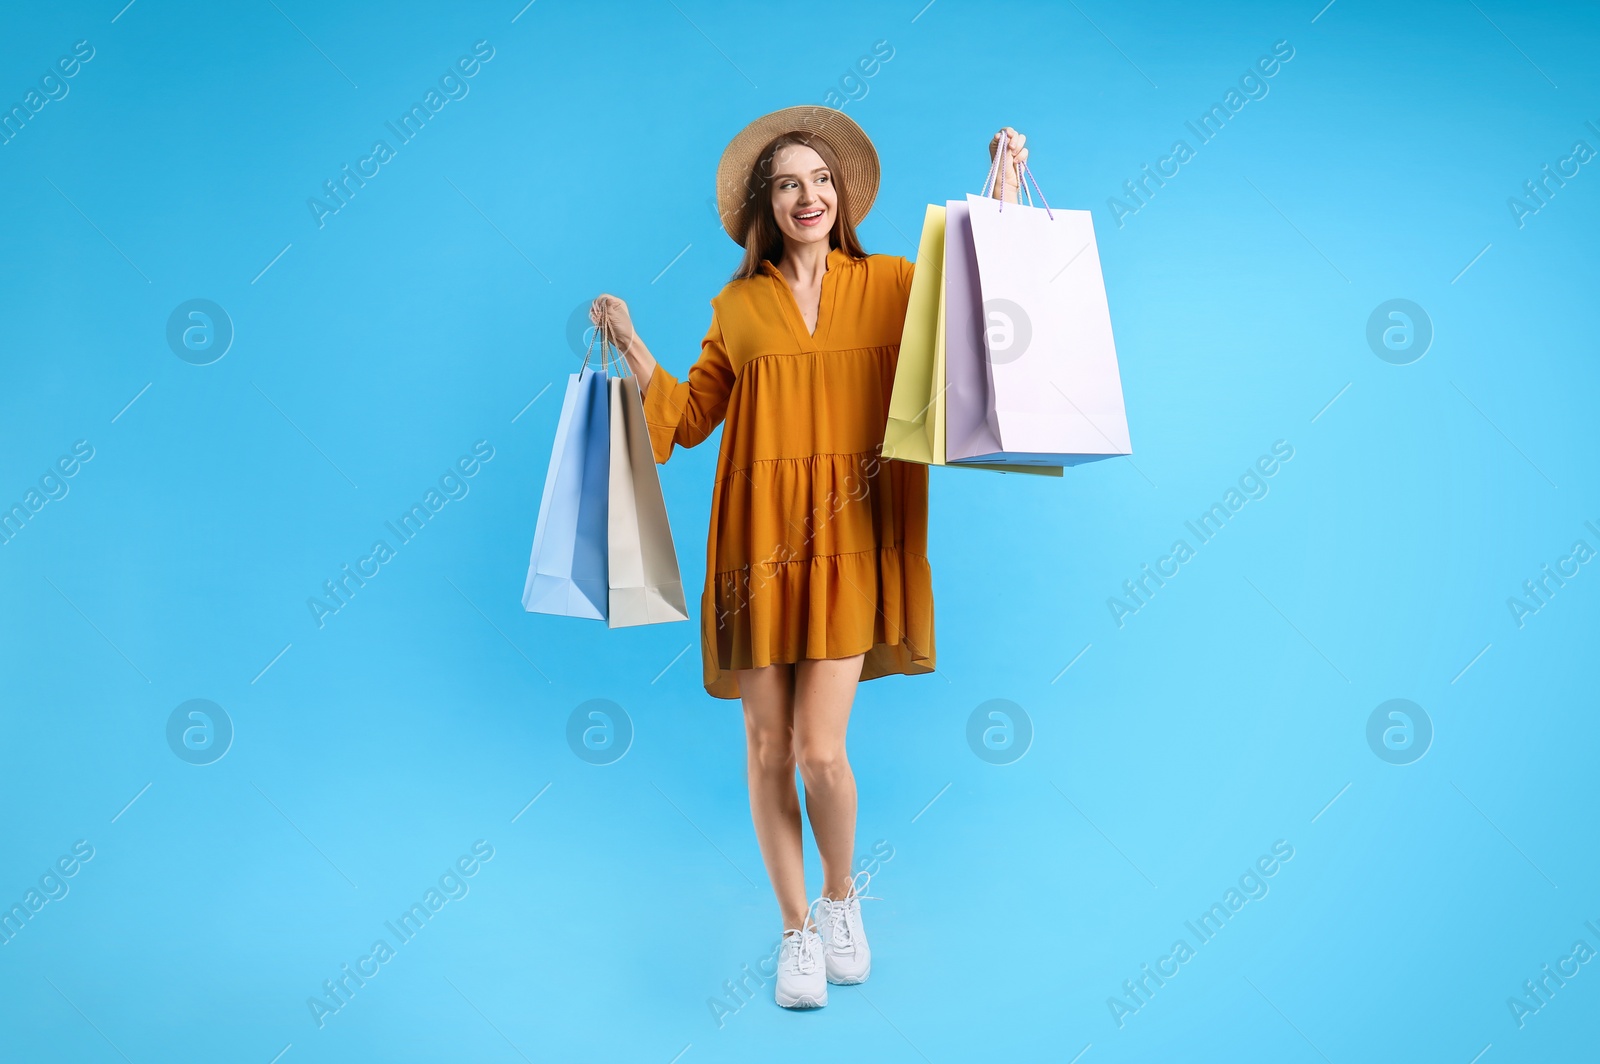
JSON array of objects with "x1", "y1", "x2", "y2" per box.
[
  {"x1": 827, "y1": 965, "x2": 870, "y2": 985},
  {"x1": 775, "y1": 992, "x2": 827, "y2": 1009}
]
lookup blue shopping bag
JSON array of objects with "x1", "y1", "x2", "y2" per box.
[{"x1": 522, "y1": 365, "x2": 611, "y2": 619}]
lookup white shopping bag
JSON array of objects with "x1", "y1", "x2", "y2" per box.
[{"x1": 946, "y1": 135, "x2": 1132, "y2": 467}]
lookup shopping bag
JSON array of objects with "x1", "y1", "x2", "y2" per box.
[
  {"x1": 948, "y1": 134, "x2": 1131, "y2": 466},
  {"x1": 942, "y1": 195, "x2": 994, "y2": 462},
  {"x1": 606, "y1": 368, "x2": 690, "y2": 628},
  {"x1": 522, "y1": 363, "x2": 611, "y2": 619},
  {"x1": 882, "y1": 203, "x2": 1059, "y2": 476},
  {"x1": 943, "y1": 196, "x2": 1064, "y2": 474},
  {"x1": 881, "y1": 203, "x2": 944, "y2": 465}
]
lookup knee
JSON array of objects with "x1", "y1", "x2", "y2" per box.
[
  {"x1": 746, "y1": 727, "x2": 794, "y2": 777},
  {"x1": 796, "y1": 742, "x2": 848, "y2": 788}
]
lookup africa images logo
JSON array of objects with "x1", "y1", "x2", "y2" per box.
[
  {"x1": 307, "y1": 41, "x2": 496, "y2": 229},
  {"x1": 1107, "y1": 840, "x2": 1295, "y2": 1028},
  {"x1": 306, "y1": 841, "x2": 495, "y2": 1028}
]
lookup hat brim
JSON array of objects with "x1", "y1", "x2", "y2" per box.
[{"x1": 715, "y1": 105, "x2": 879, "y2": 248}]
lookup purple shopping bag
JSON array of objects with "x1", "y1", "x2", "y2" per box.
[{"x1": 942, "y1": 194, "x2": 1006, "y2": 465}]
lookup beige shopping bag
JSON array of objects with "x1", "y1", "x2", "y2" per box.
[{"x1": 606, "y1": 349, "x2": 690, "y2": 628}]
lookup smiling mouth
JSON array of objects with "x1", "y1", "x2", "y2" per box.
[{"x1": 794, "y1": 209, "x2": 826, "y2": 226}]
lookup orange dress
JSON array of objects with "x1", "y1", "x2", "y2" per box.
[{"x1": 642, "y1": 244, "x2": 936, "y2": 700}]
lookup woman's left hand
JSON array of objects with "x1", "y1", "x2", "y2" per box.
[{"x1": 987, "y1": 127, "x2": 1028, "y2": 202}]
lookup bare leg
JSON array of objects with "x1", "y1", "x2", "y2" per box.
[
  {"x1": 793, "y1": 653, "x2": 866, "y2": 901},
  {"x1": 735, "y1": 662, "x2": 810, "y2": 931}
]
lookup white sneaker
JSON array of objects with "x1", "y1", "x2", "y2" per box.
[
  {"x1": 820, "y1": 870, "x2": 877, "y2": 985},
  {"x1": 774, "y1": 919, "x2": 827, "y2": 1009}
]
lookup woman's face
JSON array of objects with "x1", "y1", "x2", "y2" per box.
[{"x1": 768, "y1": 144, "x2": 836, "y2": 249}]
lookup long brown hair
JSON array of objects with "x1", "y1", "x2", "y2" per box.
[{"x1": 729, "y1": 132, "x2": 867, "y2": 282}]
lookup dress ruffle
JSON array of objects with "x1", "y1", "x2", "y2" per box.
[{"x1": 702, "y1": 544, "x2": 936, "y2": 699}]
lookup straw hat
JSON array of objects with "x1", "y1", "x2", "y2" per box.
[{"x1": 715, "y1": 105, "x2": 880, "y2": 247}]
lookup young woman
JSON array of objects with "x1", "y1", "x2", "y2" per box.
[{"x1": 591, "y1": 106, "x2": 1028, "y2": 1010}]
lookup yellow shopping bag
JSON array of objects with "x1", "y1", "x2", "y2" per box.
[{"x1": 883, "y1": 204, "x2": 942, "y2": 463}]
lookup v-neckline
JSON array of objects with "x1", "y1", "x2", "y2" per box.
[{"x1": 766, "y1": 246, "x2": 844, "y2": 348}]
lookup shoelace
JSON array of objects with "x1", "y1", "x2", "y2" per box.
[
  {"x1": 816, "y1": 869, "x2": 881, "y2": 951},
  {"x1": 782, "y1": 923, "x2": 821, "y2": 974},
  {"x1": 826, "y1": 900, "x2": 853, "y2": 950}
]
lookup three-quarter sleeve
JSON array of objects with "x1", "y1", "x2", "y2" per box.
[{"x1": 641, "y1": 309, "x2": 735, "y2": 464}]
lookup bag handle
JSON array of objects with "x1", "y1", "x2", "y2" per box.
[
  {"x1": 1019, "y1": 160, "x2": 1052, "y2": 217},
  {"x1": 981, "y1": 129, "x2": 1010, "y2": 200},
  {"x1": 580, "y1": 320, "x2": 606, "y2": 373},
  {"x1": 982, "y1": 129, "x2": 1055, "y2": 219},
  {"x1": 582, "y1": 317, "x2": 631, "y2": 377}
]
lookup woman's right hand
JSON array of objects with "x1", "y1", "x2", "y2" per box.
[
  {"x1": 590, "y1": 292, "x2": 655, "y2": 396},
  {"x1": 590, "y1": 293, "x2": 636, "y2": 352}
]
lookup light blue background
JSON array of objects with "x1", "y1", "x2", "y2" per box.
[{"x1": 1, "y1": 0, "x2": 1596, "y2": 1061}]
